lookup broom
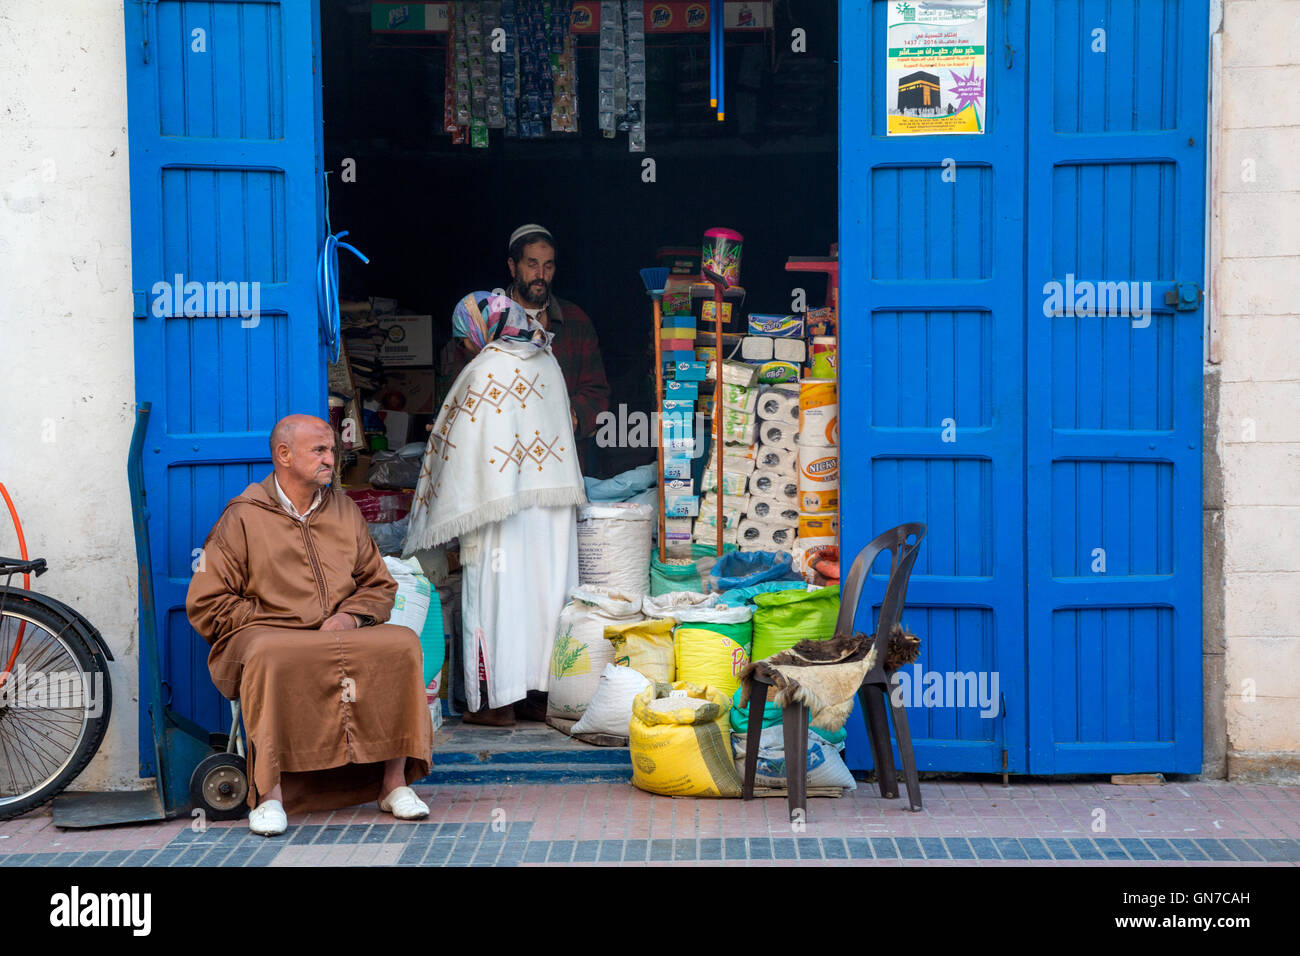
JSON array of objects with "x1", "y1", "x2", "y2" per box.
[{"x1": 639, "y1": 267, "x2": 670, "y2": 562}]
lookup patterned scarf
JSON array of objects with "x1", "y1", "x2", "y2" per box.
[{"x1": 452, "y1": 292, "x2": 551, "y2": 353}]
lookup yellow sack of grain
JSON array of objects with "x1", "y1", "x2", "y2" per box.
[
  {"x1": 629, "y1": 682, "x2": 742, "y2": 797},
  {"x1": 605, "y1": 617, "x2": 676, "y2": 683}
]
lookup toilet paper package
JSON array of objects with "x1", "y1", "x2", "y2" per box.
[
  {"x1": 756, "y1": 387, "x2": 800, "y2": 423},
  {"x1": 758, "y1": 419, "x2": 798, "y2": 451},
  {"x1": 798, "y1": 379, "x2": 839, "y2": 447},
  {"x1": 737, "y1": 519, "x2": 797, "y2": 551},
  {"x1": 700, "y1": 492, "x2": 750, "y2": 523},
  {"x1": 749, "y1": 495, "x2": 802, "y2": 525},
  {"x1": 722, "y1": 382, "x2": 758, "y2": 415},
  {"x1": 755, "y1": 444, "x2": 796, "y2": 473},
  {"x1": 693, "y1": 522, "x2": 739, "y2": 547},
  {"x1": 749, "y1": 469, "x2": 800, "y2": 502},
  {"x1": 721, "y1": 359, "x2": 759, "y2": 388},
  {"x1": 797, "y1": 446, "x2": 839, "y2": 514},
  {"x1": 702, "y1": 466, "x2": 749, "y2": 497}
]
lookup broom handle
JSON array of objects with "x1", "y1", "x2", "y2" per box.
[
  {"x1": 653, "y1": 294, "x2": 666, "y2": 563},
  {"x1": 714, "y1": 286, "x2": 724, "y2": 556}
]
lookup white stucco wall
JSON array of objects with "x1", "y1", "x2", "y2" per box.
[
  {"x1": 0, "y1": 1, "x2": 1295, "y2": 792},
  {"x1": 0, "y1": 2, "x2": 144, "y2": 792},
  {"x1": 1214, "y1": 0, "x2": 1300, "y2": 777}
]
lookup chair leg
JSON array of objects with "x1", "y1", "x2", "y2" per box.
[
  {"x1": 782, "y1": 700, "x2": 808, "y2": 821},
  {"x1": 887, "y1": 687, "x2": 923, "y2": 811},
  {"x1": 741, "y1": 681, "x2": 768, "y2": 801},
  {"x1": 856, "y1": 685, "x2": 888, "y2": 795},
  {"x1": 861, "y1": 683, "x2": 899, "y2": 799}
]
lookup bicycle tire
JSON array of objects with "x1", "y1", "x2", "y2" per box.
[{"x1": 0, "y1": 595, "x2": 112, "y2": 820}]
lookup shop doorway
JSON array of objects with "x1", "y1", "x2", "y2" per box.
[
  {"x1": 123, "y1": 1, "x2": 1208, "y2": 779},
  {"x1": 124, "y1": 0, "x2": 839, "y2": 773}
]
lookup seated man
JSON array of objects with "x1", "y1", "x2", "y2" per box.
[{"x1": 187, "y1": 414, "x2": 434, "y2": 835}]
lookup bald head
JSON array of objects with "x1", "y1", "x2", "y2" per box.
[
  {"x1": 269, "y1": 414, "x2": 332, "y2": 459},
  {"x1": 270, "y1": 414, "x2": 336, "y2": 497}
]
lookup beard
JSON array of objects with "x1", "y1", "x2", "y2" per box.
[{"x1": 516, "y1": 277, "x2": 550, "y2": 307}]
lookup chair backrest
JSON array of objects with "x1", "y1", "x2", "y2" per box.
[{"x1": 835, "y1": 523, "x2": 927, "y2": 670}]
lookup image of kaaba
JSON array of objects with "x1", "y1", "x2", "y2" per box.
[{"x1": 898, "y1": 71, "x2": 941, "y2": 111}]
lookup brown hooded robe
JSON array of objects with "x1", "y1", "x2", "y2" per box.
[{"x1": 186, "y1": 474, "x2": 433, "y2": 813}]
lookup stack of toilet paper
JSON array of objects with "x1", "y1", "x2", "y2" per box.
[
  {"x1": 795, "y1": 378, "x2": 840, "y2": 577},
  {"x1": 738, "y1": 385, "x2": 801, "y2": 551}
]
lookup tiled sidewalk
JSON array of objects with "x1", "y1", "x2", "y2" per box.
[{"x1": 1, "y1": 779, "x2": 1296, "y2": 866}]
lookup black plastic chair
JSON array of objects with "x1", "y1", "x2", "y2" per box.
[{"x1": 742, "y1": 522, "x2": 927, "y2": 818}]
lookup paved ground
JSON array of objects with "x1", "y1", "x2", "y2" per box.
[{"x1": 2, "y1": 778, "x2": 1296, "y2": 866}]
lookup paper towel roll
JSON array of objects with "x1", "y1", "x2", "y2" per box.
[
  {"x1": 797, "y1": 447, "x2": 839, "y2": 514},
  {"x1": 750, "y1": 495, "x2": 802, "y2": 525},
  {"x1": 749, "y1": 469, "x2": 800, "y2": 502},
  {"x1": 756, "y1": 387, "x2": 800, "y2": 423},
  {"x1": 758, "y1": 419, "x2": 797, "y2": 450},
  {"x1": 737, "y1": 519, "x2": 797, "y2": 551},
  {"x1": 755, "y1": 444, "x2": 796, "y2": 472},
  {"x1": 798, "y1": 379, "x2": 839, "y2": 447}
]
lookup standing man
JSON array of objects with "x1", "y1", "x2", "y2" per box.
[
  {"x1": 187, "y1": 414, "x2": 434, "y2": 835},
  {"x1": 505, "y1": 224, "x2": 610, "y2": 471}
]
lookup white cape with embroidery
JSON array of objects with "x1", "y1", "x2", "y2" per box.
[{"x1": 402, "y1": 337, "x2": 587, "y2": 556}]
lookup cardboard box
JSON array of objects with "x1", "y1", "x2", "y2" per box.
[
  {"x1": 664, "y1": 454, "x2": 693, "y2": 479},
  {"x1": 380, "y1": 370, "x2": 438, "y2": 415},
  {"x1": 378, "y1": 315, "x2": 434, "y2": 366},
  {"x1": 665, "y1": 380, "x2": 699, "y2": 401},
  {"x1": 665, "y1": 494, "x2": 700, "y2": 518},
  {"x1": 674, "y1": 361, "x2": 708, "y2": 382}
]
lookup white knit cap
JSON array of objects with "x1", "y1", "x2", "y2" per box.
[{"x1": 508, "y1": 223, "x2": 554, "y2": 251}]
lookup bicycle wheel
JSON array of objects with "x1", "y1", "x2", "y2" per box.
[{"x1": 0, "y1": 595, "x2": 112, "y2": 820}]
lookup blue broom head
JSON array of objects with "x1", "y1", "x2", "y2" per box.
[{"x1": 639, "y1": 266, "x2": 670, "y2": 296}]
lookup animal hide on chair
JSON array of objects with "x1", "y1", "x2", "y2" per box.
[{"x1": 739, "y1": 625, "x2": 921, "y2": 732}]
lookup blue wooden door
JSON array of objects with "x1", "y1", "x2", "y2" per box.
[
  {"x1": 124, "y1": 0, "x2": 325, "y2": 773},
  {"x1": 1024, "y1": 1, "x2": 1208, "y2": 773},
  {"x1": 840, "y1": 1, "x2": 1030, "y2": 773},
  {"x1": 839, "y1": 0, "x2": 1207, "y2": 774}
]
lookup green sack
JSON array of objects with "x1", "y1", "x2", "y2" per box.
[
  {"x1": 728, "y1": 687, "x2": 847, "y2": 746},
  {"x1": 750, "y1": 585, "x2": 840, "y2": 661},
  {"x1": 649, "y1": 542, "x2": 737, "y2": 596}
]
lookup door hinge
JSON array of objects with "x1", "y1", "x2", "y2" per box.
[
  {"x1": 137, "y1": 0, "x2": 159, "y2": 65},
  {"x1": 1165, "y1": 281, "x2": 1203, "y2": 312},
  {"x1": 133, "y1": 290, "x2": 148, "y2": 319}
]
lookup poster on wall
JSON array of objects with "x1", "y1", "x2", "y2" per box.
[{"x1": 885, "y1": 1, "x2": 987, "y2": 135}]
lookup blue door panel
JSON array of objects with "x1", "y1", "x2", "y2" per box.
[
  {"x1": 125, "y1": 0, "x2": 324, "y2": 774},
  {"x1": 841, "y1": 0, "x2": 1028, "y2": 774},
  {"x1": 1025, "y1": 0, "x2": 1206, "y2": 773},
  {"x1": 840, "y1": 0, "x2": 1205, "y2": 774}
]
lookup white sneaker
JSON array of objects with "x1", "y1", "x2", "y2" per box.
[
  {"x1": 248, "y1": 799, "x2": 288, "y2": 836},
  {"x1": 378, "y1": 785, "x2": 430, "y2": 820}
]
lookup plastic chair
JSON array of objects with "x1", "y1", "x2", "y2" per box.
[{"x1": 741, "y1": 522, "x2": 927, "y2": 818}]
